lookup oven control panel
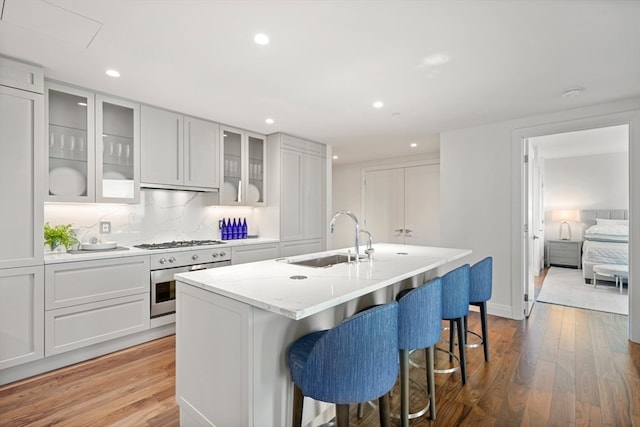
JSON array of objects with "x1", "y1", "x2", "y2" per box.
[{"x1": 149, "y1": 248, "x2": 231, "y2": 268}]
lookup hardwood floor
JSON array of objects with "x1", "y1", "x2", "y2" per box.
[
  {"x1": 0, "y1": 336, "x2": 179, "y2": 427},
  {"x1": 2, "y1": 287, "x2": 639, "y2": 426}
]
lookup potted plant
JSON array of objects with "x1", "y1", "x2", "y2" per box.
[{"x1": 44, "y1": 223, "x2": 78, "y2": 252}]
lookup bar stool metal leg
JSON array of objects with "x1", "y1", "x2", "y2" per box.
[
  {"x1": 292, "y1": 386, "x2": 304, "y2": 427},
  {"x1": 426, "y1": 346, "x2": 436, "y2": 420}
]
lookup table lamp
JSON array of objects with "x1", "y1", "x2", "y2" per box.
[{"x1": 552, "y1": 209, "x2": 580, "y2": 240}]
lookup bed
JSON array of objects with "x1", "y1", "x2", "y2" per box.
[{"x1": 581, "y1": 209, "x2": 629, "y2": 283}]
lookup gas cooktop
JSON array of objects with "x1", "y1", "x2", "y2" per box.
[{"x1": 134, "y1": 240, "x2": 226, "y2": 250}]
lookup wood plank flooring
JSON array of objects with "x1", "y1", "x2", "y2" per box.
[{"x1": 2, "y1": 273, "x2": 639, "y2": 426}]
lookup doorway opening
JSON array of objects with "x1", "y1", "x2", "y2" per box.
[
  {"x1": 513, "y1": 112, "x2": 635, "y2": 325},
  {"x1": 527, "y1": 125, "x2": 629, "y2": 315}
]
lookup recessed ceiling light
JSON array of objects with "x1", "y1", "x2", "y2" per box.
[
  {"x1": 373, "y1": 101, "x2": 384, "y2": 109},
  {"x1": 333, "y1": 155, "x2": 339, "y2": 160},
  {"x1": 254, "y1": 33, "x2": 269, "y2": 45},
  {"x1": 562, "y1": 87, "x2": 584, "y2": 98},
  {"x1": 410, "y1": 143, "x2": 417, "y2": 148},
  {"x1": 265, "y1": 118, "x2": 274, "y2": 124},
  {"x1": 105, "y1": 69, "x2": 120, "y2": 78},
  {"x1": 422, "y1": 53, "x2": 450, "y2": 67}
]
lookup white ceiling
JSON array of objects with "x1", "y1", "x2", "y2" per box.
[
  {"x1": 1, "y1": 0, "x2": 639, "y2": 164},
  {"x1": 533, "y1": 124, "x2": 629, "y2": 159}
]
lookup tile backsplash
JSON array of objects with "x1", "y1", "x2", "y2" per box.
[{"x1": 45, "y1": 189, "x2": 258, "y2": 246}]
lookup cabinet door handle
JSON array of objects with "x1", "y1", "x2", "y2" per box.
[
  {"x1": 404, "y1": 228, "x2": 412, "y2": 237},
  {"x1": 176, "y1": 119, "x2": 181, "y2": 181},
  {"x1": 187, "y1": 122, "x2": 192, "y2": 181}
]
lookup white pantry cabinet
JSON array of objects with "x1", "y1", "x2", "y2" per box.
[
  {"x1": 266, "y1": 133, "x2": 327, "y2": 256},
  {"x1": 220, "y1": 126, "x2": 266, "y2": 206},
  {"x1": 279, "y1": 135, "x2": 325, "y2": 241},
  {"x1": 44, "y1": 256, "x2": 150, "y2": 356},
  {"x1": 45, "y1": 82, "x2": 141, "y2": 203},
  {"x1": 0, "y1": 266, "x2": 44, "y2": 370},
  {"x1": 231, "y1": 243, "x2": 280, "y2": 265},
  {"x1": 0, "y1": 57, "x2": 45, "y2": 370},
  {"x1": 140, "y1": 106, "x2": 220, "y2": 191},
  {"x1": 0, "y1": 84, "x2": 44, "y2": 269}
]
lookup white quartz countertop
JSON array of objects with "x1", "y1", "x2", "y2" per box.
[
  {"x1": 175, "y1": 243, "x2": 472, "y2": 320},
  {"x1": 44, "y1": 238, "x2": 279, "y2": 264}
]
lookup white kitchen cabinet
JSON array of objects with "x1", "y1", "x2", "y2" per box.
[
  {"x1": 44, "y1": 256, "x2": 150, "y2": 356},
  {"x1": 364, "y1": 163, "x2": 440, "y2": 246},
  {"x1": 45, "y1": 82, "x2": 95, "y2": 202},
  {"x1": 0, "y1": 85, "x2": 44, "y2": 269},
  {"x1": 220, "y1": 126, "x2": 266, "y2": 206},
  {"x1": 231, "y1": 243, "x2": 280, "y2": 265},
  {"x1": 0, "y1": 56, "x2": 44, "y2": 94},
  {"x1": 46, "y1": 82, "x2": 140, "y2": 203},
  {"x1": 280, "y1": 239, "x2": 323, "y2": 257},
  {"x1": 96, "y1": 95, "x2": 140, "y2": 203},
  {"x1": 185, "y1": 116, "x2": 220, "y2": 188},
  {"x1": 0, "y1": 266, "x2": 44, "y2": 370},
  {"x1": 266, "y1": 133, "x2": 328, "y2": 256},
  {"x1": 280, "y1": 135, "x2": 325, "y2": 241},
  {"x1": 141, "y1": 106, "x2": 220, "y2": 191}
]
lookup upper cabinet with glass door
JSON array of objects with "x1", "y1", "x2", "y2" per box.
[
  {"x1": 45, "y1": 82, "x2": 140, "y2": 203},
  {"x1": 220, "y1": 127, "x2": 266, "y2": 206},
  {"x1": 96, "y1": 95, "x2": 139, "y2": 203},
  {"x1": 46, "y1": 83, "x2": 95, "y2": 202}
]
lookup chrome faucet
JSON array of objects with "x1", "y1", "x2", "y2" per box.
[
  {"x1": 330, "y1": 210, "x2": 360, "y2": 261},
  {"x1": 360, "y1": 230, "x2": 374, "y2": 260}
]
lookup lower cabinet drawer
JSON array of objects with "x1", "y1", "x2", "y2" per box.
[
  {"x1": 280, "y1": 239, "x2": 323, "y2": 257},
  {"x1": 45, "y1": 256, "x2": 150, "y2": 310},
  {"x1": 45, "y1": 293, "x2": 150, "y2": 356}
]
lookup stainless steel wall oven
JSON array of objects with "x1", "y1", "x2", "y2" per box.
[{"x1": 135, "y1": 240, "x2": 230, "y2": 318}]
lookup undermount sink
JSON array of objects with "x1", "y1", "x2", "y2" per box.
[{"x1": 289, "y1": 254, "x2": 354, "y2": 268}]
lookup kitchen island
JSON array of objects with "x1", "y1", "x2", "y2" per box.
[{"x1": 174, "y1": 243, "x2": 471, "y2": 427}]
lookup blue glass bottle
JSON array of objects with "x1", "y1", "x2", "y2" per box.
[
  {"x1": 232, "y1": 218, "x2": 238, "y2": 239},
  {"x1": 221, "y1": 218, "x2": 227, "y2": 240},
  {"x1": 241, "y1": 218, "x2": 248, "y2": 239}
]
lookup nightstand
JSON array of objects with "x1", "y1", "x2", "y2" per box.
[{"x1": 547, "y1": 239, "x2": 582, "y2": 268}]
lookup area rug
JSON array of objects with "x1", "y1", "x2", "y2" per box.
[{"x1": 537, "y1": 267, "x2": 628, "y2": 315}]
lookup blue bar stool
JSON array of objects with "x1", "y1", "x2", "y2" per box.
[
  {"x1": 436, "y1": 264, "x2": 470, "y2": 385},
  {"x1": 396, "y1": 277, "x2": 443, "y2": 425},
  {"x1": 287, "y1": 302, "x2": 399, "y2": 427},
  {"x1": 465, "y1": 256, "x2": 493, "y2": 361}
]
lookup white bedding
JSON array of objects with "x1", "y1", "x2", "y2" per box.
[{"x1": 582, "y1": 240, "x2": 628, "y2": 265}]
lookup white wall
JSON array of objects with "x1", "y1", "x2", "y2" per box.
[
  {"x1": 544, "y1": 151, "x2": 628, "y2": 239},
  {"x1": 331, "y1": 153, "x2": 439, "y2": 249},
  {"x1": 440, "y1": 97, "x2": 640, "y2": 343}
]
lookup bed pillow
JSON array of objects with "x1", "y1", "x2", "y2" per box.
[
  {"x1": 596, "y1": 218, "x2": 629, "y2": 227},
  {"x1": 584, "y1": 224, "x2": 629, "y2": 242}
]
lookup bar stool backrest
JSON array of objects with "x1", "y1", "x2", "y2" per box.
[
  {"x1": 470, "y1": 257, "x2": 492, "y2": 303},
  {"x1": 441, "y1": 264, "x2": 471, "y2": 320},
  {"x1": 298, "y1": 302, "x2": 399, "y2": 404},
  {"x1": 398, "y1": 277, "x2": 442, "y2": 351}
]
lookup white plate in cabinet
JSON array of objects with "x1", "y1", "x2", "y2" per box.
[
  {"x1": 45, "y1": 256, "x2": 150, "y2": 310},
  {"x1": 45, "y1": 293, "x2": 150, "y2": 356}
]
